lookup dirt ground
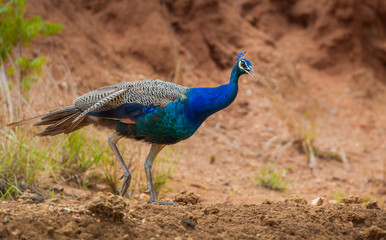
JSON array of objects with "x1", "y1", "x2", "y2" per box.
[
  {"x1": 0, "y1": 192, "x2": 385, "y2": 240},
  {"x1": 2, "y1": 0, "x2": 386, "y2": 239}
]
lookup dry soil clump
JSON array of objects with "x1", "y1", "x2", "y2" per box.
[
  {"x1": 174, "y1": 190, "x2": 199, "y2": 205},
  {"x1": 87, "y1": 192, "x2": 127, "y2": 221}
]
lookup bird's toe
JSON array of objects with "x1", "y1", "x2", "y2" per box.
[
  {"x1": 119, "y1": 174, "x2": 132, "y2": 196},
  {"x1": 147, "y1": 199, "x2": 178, "y2": 205}
]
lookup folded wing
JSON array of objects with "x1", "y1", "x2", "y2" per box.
[{"x1": 68, "y1": 80, "x2": 189, "y2": 132}]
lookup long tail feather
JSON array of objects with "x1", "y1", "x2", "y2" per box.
[
  {"x1": 6, "y1": 115, "x2": 42, "y2": 127},
  {"x1": 7, "y1": 106, "x2": 90, "y2": 136}
]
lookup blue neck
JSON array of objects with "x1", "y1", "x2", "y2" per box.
[{"x1": 184, "y1": 65, "x2": 241, "y2": 125}]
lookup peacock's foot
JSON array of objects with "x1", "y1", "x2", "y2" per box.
[
  {"x1": 119, "y1": 172, "x2": 132, "y2": 196},
  {"x1": 147, "y1": 199, "x2": 178, "y2": 205}
]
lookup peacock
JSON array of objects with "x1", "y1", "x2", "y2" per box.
[{"x1": 8, "y1": 51, "x2": 254, "y2": 204}]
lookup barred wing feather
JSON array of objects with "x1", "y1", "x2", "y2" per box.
[{"x1": 72, "y1": 80, "x2": 188, "y2": 121}]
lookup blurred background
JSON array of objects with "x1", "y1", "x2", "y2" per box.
[{"x1": 0, "y1": 0, "x2": 385, "y2": 203}]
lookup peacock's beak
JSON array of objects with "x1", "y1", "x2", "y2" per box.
[{"x1": 246, "y1": 67, "x2": 255, "y2": 77}]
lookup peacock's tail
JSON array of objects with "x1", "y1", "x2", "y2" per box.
[{"x1": 7, "y1": 106, "x2": 90, "y2": 136}]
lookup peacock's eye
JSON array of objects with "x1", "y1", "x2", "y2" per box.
[{"x1": 241, "y1": 61, "x2": 246, "y2": 68}]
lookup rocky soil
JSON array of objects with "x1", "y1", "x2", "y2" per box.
[{"x1": 0, "y1": 192, "x2": 385, "y2": 240}]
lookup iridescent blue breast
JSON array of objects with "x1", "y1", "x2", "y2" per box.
[{"x1": 133, "y1": 99, "x2": 199, "y2": 144}]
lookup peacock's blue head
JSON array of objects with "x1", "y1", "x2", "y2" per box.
[{"x1": 235, "y1": 50, "x2": 254, "y2": 77}]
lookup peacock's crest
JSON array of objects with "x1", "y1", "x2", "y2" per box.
[{"x1": 235, "y1": 50, "x2": 246, "y2": 61}]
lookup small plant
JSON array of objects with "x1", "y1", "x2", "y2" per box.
[
  {"x1": 287, "y1": 112, "x2": 349, "y2": 169},
  {"x1": 0, "y1": 186, "x2": 18, "y2": 200},
  {"x1": 332, "y1": 188, "x2": 345, "y2": 203},
  {"x1": 59, "y1": 130, "x2": 109, "y2": 188},
  {"x1": 49, "y1": 189, "x2": 64, "y2": 199},
  {"x1": 287, "y1": 112, "x2": 318, "y2": 169},
  {"x1": 254, "y1": 166, "x2": 292, "y2": 191},
  {"x1": 362, "y1": 194, "x2": 374, "y2": 203}
]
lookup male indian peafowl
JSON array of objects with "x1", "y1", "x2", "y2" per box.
[{"x1": 8, "y1": 51, "x2": 254, "y2": 205}]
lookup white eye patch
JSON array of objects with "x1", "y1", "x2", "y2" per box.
[{"x1": 238, "y1": 60, "x2": 247, "y2": 69}]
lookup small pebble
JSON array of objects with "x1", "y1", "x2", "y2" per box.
[
  {"x1": 310, "y1": 197, "x2": 325, "y2": 206},
  {"x1": 330, "y1": 108, "x2": 338, "y2": 115}
]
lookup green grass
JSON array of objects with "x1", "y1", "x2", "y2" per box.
[
  {"x1": 0, "y1": 186, "x2": 17, "y2": 200},
  {"x1": 0, "y1": 127, "x2": 52, "y2": 199},
  {"x1": 332, "y1": 188, "x2": 345, "y2": 203},
  {"x1": 0, "y1": 125, "x2": 106, "y2": 198},
  {"x1": 58, "y1": 131, "x2": 109, "y2": 188},
  {"x1": 254, "y1": 166, "x2": 292, "y2": 191},
  {"x1": 362, "y1": 194, "x2": 374, "y2": 203}
]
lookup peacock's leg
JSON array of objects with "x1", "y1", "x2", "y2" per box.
[
  {"x1": 144, "y1": 144, "x2": 177, "y2": 205},
  {"x1": 108, "y1": 132, "x2": 132, "y2": 196}
]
